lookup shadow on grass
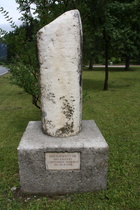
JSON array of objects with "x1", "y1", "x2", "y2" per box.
[
  {"x1": 83, "y1": 79, "x2": 104, "y2": 91},
  {"x1": 83, "y1": 67, "x2": 138, "y2": 72},
  {"x1": 83, "y1": 78, "x2": 138, "y2": 91}
]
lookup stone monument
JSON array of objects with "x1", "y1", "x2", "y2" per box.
[
  {"x1": 17, "y1": 10, "x2": 109, "y2": 194},
  {"x1": 37, "y1": 9, "x2": 82, "y2": 137}
]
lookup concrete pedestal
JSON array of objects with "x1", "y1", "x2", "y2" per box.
[{"x1": 17, "y1": 120, "x2": 108, "y2": 194}]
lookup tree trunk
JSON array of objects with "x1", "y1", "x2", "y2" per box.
[
  {"x1": 125, "y1": 56, "x2": 130, "y2": 71},
  {"x1": 88, "y1": 58, "x2": 93, "y2": 70},
  {"x1": 103, "y1": 40, "x2": 109, "y2": 90},
  {"x1": 32, "y1": 96, "x2": 40, "y2": 109}
]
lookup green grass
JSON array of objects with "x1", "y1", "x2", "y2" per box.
[{"x1": 0, "y1": 68, "x2": 140, "y2": 209}]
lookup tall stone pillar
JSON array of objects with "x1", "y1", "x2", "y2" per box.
[{"x1": 37, "y1": 10, "x2": 82, "y2": 137}]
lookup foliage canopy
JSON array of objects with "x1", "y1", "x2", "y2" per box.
[{"x1": 0, "y1": 0, "x2": 140, "y2": 107}]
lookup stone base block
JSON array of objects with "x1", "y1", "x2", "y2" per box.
[{"x1": 17, "y1": 120, "x2": 109, "y2": 194}]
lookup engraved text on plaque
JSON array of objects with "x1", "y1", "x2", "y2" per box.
[{"x1": 45, "y1": 153, "x2": 80, "y2": 170}]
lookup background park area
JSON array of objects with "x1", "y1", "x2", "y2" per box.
[
  {"x1": 0, "y1": 0, "x2": 140, "y2": 209},
  {"x1": 0, "y1": 66, "x2": 139, "y2": 209}
]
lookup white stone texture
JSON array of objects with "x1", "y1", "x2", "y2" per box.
[{"x1": 37, "y1": 10, "x2": 82, "y2": 137}]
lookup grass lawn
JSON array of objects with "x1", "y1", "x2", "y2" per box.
[{"x1": 0, "y1": 67, "x2": 140, "y2": 209}]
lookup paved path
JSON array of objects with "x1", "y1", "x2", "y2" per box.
[
  {"x1": 89, "y1": 65, "x2": 140, "y2": 68},
  {"x1": 0, "y1": 66, "x2": 9, "y2": 76},
  {"x1": 0, "y1": 65, "x2": 139, "y2": 76}
]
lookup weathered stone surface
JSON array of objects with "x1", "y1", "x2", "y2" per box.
[
  {"x1": 37, "y1": 10, "x2": 82, "y2": 137},
  {"x1": 17, "y1": 120, "x2": 109, "y2": 194}
]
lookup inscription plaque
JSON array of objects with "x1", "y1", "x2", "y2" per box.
[{"x1": 45, "y1": 152, "x2": 80, "y2": 170}]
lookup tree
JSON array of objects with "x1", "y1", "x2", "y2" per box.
[
  {"x1": 4, "y1": 23, "x2": 40, "y2": 108},
  {"x1": 83, "y1": 0, "x2": 140, "y2": 89},
  {"x1": 82, "y1": 0, "x2": 113, "y2": 90},
  {"x1": 1, "y1": 0, "x2": 51, "y2": 108},
  {"x1": 110, "y1": 0, "x2": 140, "y2": 70},
  {"x1": 1, "y1": 0, "x2": 139, "y2": 106}
]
